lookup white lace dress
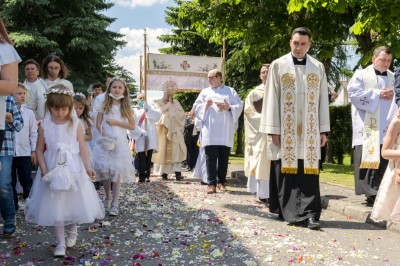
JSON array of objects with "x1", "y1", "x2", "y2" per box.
[
  {"x1": 92, "y1": 104, "x2": 135, "y2": 183},
  {"x1": 371, "y1": 135, "x2": 400, "y2": 222},
  {"x1": 24, "y1": 117, "x2": 105, "y2": 226}
]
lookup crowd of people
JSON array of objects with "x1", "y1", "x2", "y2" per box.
[{"x1": 3, "y1": 19, "x2": 400, "y2": 258}]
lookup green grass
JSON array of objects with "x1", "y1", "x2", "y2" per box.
[{"x1": 230, "y1": 154, "x2": 355, "y2": 188}]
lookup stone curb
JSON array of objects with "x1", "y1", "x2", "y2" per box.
[{"x1": 230, "y1": 170, "x2": 400, "y2": 233}]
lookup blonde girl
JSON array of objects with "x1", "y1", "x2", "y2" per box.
[{"x1": 92, "y1": 79, "x2": 135, "y2": 216}]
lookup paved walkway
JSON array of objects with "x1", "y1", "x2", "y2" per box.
[{"x1": 228, "y1": 163, "x2": 400, "y2": 233}]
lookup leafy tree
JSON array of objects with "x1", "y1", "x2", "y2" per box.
[
  {"x1": 161, "y1": 0, "x2": 355, "y2": 154},
  {"x1": 288, "y1": 0, "x2": 400, "y2": 67},
  {"x1": 0, "y1": 0, "x2": 128, "y2": 90}
]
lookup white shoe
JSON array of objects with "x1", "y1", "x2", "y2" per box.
[
  {"x1": 54, "y1": 245, "x2": 66, "y2": 257},
  {"x1": 18, "y1": 200, "x2": 25, "y2": 209},
  {"x1": 103, "y1": 198, "x2": 112, "y2": 213},
  {"x1": 109, "y1": 206, "x2": 119, "y2": 216},
  {"x1": 66, "y1": 232, "x2": 78, "y2": 248}
]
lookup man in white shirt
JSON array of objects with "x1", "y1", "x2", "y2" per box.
[
  {"x1": 193, "y1": 69, "x2": 243, "y2": 194},
  {"x1": 24, "y1": 59, "x2": 48, "y2": 120}
]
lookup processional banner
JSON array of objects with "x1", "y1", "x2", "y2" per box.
[{"x1": 147, "y1": 53, "x2": 223, "y2": 91}]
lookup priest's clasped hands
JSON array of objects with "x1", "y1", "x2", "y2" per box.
[{"x1": 380, "y1": 88, "x2": 393, "y2": 100}]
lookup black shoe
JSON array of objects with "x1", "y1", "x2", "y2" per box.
[
  {"x1": 145, "y1": 178, "x2": 150, "y2": 183},
  {"x1": 277, "y1": 213, "x2": 284, "y2": 221},
  {"x1": 307, "y1": 218, "x2": 320, "y2": 230},
  {"x1": 162, "y1": 174, "x2": 168, "y2": 180},
  {"x1": 365, "y1": 196, "x2": 376, "y2": 207},
  {"x1": 175, "y1": 172, "x2": 183, "y2": 181}
]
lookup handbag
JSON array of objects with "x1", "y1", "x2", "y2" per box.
[
  {"x1": 96, "y1": 121, "x2": 116, "y2": 151},
  {"x1": 42, "y1": 148, "x2": 78, "y2": 191}
]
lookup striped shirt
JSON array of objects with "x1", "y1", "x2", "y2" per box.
[{"x1": 0, "y1": 96, "x2": 23, "y2": 156}]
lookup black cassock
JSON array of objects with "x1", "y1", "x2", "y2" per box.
[{"x1": 269, "y1": 159, "x2": 321, "y2": 223}]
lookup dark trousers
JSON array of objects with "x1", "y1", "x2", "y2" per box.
[
  {"x1": 11, "y1": 156, "x2": 33, "y2": 210},
  {"x1": 137, "y1": 149, "x2": 153, "y2": 181},
  {"x1": 353, "y1": 145, "x2": 388, "y2": 197},
  {"x1": 205, "y1": 145, "x2": 230, "y2": 186}
]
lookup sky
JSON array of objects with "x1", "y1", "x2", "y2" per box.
[{"x1": 104, "y1": 0, "x2": 174, "y2": 88}]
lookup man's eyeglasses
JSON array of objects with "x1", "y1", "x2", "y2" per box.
[{"x1": 208, "y1": 76, "x2": 217, "y2": 79}]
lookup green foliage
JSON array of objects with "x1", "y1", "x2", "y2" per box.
[
  {"x1": 328, "y1": 104, "x2": 353, "y2": 164},
  {"x1": 288, "y1": 0, "x2": 400, "y2": 68},
  {"x1": 0, "y1": 0, "x2": 131, "y2": 90},
  {"x1": 174, "y1": 91, "x2": 200, "y2": 112}
]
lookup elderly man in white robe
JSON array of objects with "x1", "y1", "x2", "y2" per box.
[
  {"x1": 244, "y1": 64, "x2": 271, "y2": 202},
  {"x1": 260, "y1": 27, "x2": 330, "y2": 230},
  {"x1": 131, "y1": 93, "x2": 161, "y2": 183},
  {"x1": 193, "y1": 69, "x2": 243, "y2": 194},
  {"x1": 348, "y1": 46, "x2": 397, "y2": 206}
]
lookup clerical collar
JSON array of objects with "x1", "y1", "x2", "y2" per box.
[
  {"x1": 374, "y1": 69, "x2": 387, "y2": 76},
  {"x1": 292, "y1": 55, "x2": 307, "y2": 65}
]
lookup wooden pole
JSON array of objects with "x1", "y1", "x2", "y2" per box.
[
  {"x1": 143, "y1": 29, "x2": 148, "y2": 156},
  {"x1": 222, "y1": 37, "x2": 226, "y2": 76},
  {"x1": 143, "y1": 29, "x2": 148, "y2": 102},
  {"x1": 139, "y1": 53, "x2": 143, "y2": 93}
]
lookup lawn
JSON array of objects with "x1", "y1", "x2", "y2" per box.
[{"x1": 230, "y1": 154, "x2": 355, "y2": 188}]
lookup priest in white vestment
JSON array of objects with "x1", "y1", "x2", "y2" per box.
[
  {"x1": 152, "y1": 80, "x2": 187, "y2": 181},
  {"x1": 260, "y1": 27, "x2": 330, "y2": 230},
  {"x1": 244, "y1": 64, "x2": 271, "y2": 201},
  {"x1": 348, "y1": 46, "x2": 397, "y2": 206},
  {"x1": 193, "y1": 69, "x2": 243, "y2": 194}
]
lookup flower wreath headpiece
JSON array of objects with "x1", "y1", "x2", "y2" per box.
[
  {"x1": 73, "y1": 92, "x2": 86, "y2": 99},
  {"x1": 44, "y1": 87, "x2": 74, "y2": 98}
]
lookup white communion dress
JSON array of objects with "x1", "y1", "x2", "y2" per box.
[
  {"x1": 92, "y1": 104, "x2": 135, "y2": 183},
  {"x1": 24, "y1": 117, "x2": 105, "y2": 226},
  {"x1": 371, "y1": 135, "x2": 400, "y2": 222}
]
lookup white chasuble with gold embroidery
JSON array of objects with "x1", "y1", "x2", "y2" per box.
[{"x1": 260, "y1": 53, "x2": 330, "y2": 175}]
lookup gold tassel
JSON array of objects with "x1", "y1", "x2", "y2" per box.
[
  {"x1": 304, "y1": 168, "x2": 319, "y2": 175},
  {"x1": 281, "y1": 167, "x2": 298, "y2": 174},
  {"x1": 360, "y1": 161, "x2": 380, "y2": 169}
]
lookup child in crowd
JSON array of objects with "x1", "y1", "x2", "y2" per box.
[
  {"x1": 371, "y1": 112, "x2": 400, "y2": 223},
  {"x1": 131, "y1": 93, "x2": 161, "y2": 183},
  {"x1": 24, "y1": 85, "x2": 104, "y2": 257},
  {"x1": 92, "y1": 79, "x2": 135, "y2": 216},
  {"x1": 0, "y1": 96, "x2": 23, "y2": 238},
  {"x1": 73, "y1": 93, "x2": 93, "y2": 159},
  {"x1": 11, "y1": 83, "x2": 38, "y2": 211}
]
